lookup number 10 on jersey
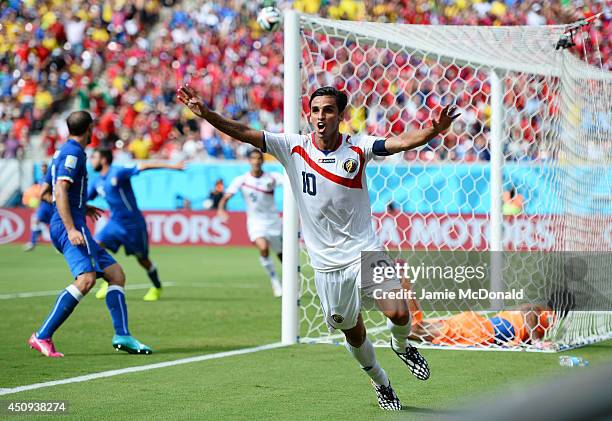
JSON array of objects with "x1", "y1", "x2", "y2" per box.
[{"x1": 301, "y1": 171, "x2": 316, "y2": 196}]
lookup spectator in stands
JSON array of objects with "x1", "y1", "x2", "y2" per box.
[
  {"x1": 473, "y1": 134, "x2": 491, "y2": 161},
  {"x1": 2, "y1": 132, "x2": 23, "y2": 159},
  {"x1": 0, "y1": 0, "x2": 161, "y2": 152},
  {"x1": 0, "y1": 112, "x2": 12, "y2": 137},
  {"x1": 182, "y1": 131, "x2": 203, "y2": 159},
  {"x1": 204, "y1": 133, "x2": 224, "y2": 158},
  {"x1": 2, "y1": 0, "x2": 608, "y2": 164}
]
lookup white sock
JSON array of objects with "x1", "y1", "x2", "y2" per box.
[
  {"x1": 66, "y1": 284, "x2": 83, "y2": 301},
  {"x1": 107, "y1": 285, "x2": 125, "y2": 294},
  {"x1": 387, "y1": 318, "x2": 410, "y2": 352},
  {"x1": 259, "y1": 256, "x2": 279, "y2": 283},
  {"x1": 345, "y1": 338, "x2": 389, "y2": 386}
]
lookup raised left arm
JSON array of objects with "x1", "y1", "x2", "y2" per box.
[
  {"x1": 138, "y1": 162, "x2": 185, "y2": 172},
  {"x1": 383, "y1": 105, "x2": 460, "y2": 155}
]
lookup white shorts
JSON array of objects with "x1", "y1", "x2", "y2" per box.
[
  {"x1": 248, "y1": 229, "x2": 282, "y2": 254},
  {"x1": 314, "y1": 252, "x2": 402, "y2": 331}
]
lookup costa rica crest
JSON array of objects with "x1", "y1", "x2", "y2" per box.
[{"x1": 342, "y1": 158, "x2": 358, "y2": 174}]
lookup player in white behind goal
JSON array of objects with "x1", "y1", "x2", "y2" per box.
[
  {"x1": 218, "y1": 149, "x2": 284, "y2": 297},
  {"x1": 178, "y1": 84, "x2": 458, "y2": 411}
]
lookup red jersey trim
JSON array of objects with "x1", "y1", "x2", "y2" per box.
[
  {"x1": 291, "y1": 145, "x2": 365, "y2": 189},
  {"x1": 241, "y1": 183, "x2": 274, "y2": 195},
  {"x1": 310, "y1": 132, "x2": 342, "y2": 153}
]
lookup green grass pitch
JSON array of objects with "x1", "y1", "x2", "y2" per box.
[{"x1": 1, "y1": 244, "x2": 611, "y2": 420}]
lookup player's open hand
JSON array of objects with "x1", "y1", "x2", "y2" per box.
[
  {"x1": 432, "y1": 104, "x2": 460, "y2": 134},
  {"x1": 177, "y1": 85, "x2": 208, "y2": 119},
  {"x1": 68, "y1": 228, "x2": 85, "y2": 246},
  {"x1": 86, "y1": 205, "x2": 104, "y2": 222}
]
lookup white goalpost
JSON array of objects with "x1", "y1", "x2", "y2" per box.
[
  {"x1": 281, "y1": 9, "x2": 301, "y2": 345},
  {"x1": 281, "y1": 11, "x2": 612, "y2": 351}
]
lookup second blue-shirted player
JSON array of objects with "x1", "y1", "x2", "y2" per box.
[
  {"x1": 88, "y1": 149, "x2": 183, "y2": 301},
  {"x1": 28, "y1": 111, "x2": 152, "y2": 357},
  {"x1": 23, "y1": 162, "x2": 54, "y2": 252}
]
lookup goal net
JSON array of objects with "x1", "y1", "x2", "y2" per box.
[{"x1": 284, "y1": 13, "x2": 612, "y2": 351}]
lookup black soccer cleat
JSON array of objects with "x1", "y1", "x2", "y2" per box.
[
  {"x1": 392, "y1": 344, "x2": 430, "y2": 380},
  {"x1": 372, "y1": 380, "x2": 402, "y2": 411}
]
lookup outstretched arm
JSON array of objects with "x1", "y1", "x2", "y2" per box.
[
  {"x1": 138, "y1": 162, "x2": 185, "y2": 172},
  {"x1": 177, "y1": 84, "x2": 264, "y2": 149},
  {"x1": 116, "y1": 162, "x2": 184, "y2": 184},
  {"x1": 383, "y1": 105, "x2": 460, "y2": 154}
]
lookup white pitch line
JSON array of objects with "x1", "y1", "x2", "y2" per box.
[
  {"x1": 0, "y1": 342, "x2": 287, "y2": 396},
  {"x1": 0, "y1": 282, "x2": 176, "y2": 300},
  {"x1": 188, "y1": 283, "x2": 261, "y2": 289}
]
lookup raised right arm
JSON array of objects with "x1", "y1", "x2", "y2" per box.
[{"x1": 177, "y1": 85, "x2": 264, "y2": 149}]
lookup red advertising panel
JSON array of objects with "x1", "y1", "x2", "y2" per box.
[
  {"x1": 0, "y1": 209, "x2": 251, "y2": 247},
  {"x1": 2, "y1": 208, "x2": 611, "y2": 251}
]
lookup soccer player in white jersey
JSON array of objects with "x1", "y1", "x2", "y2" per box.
[
  {"x1": 178, "y1": 84, "x2": 459, "y2": 411},
  {"x1": 218, "y1": 149, "x2": 284, "y2": 297}
]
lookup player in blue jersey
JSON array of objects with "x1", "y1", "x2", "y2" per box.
[
  {"x1": 23, "y1": 162, "x2": 54, "y2": 251},
  {"x1": 28, "y1": 111, "x2": 152, "y2": 357},
  {"x1": 88, "y1": 149, "x2": 183, "y2": 301}
]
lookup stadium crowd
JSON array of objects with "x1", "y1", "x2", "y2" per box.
[{"x1": 0, "y1": 0, "x2": 609, "y2": 162}]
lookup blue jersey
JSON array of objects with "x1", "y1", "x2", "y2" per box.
[
  {"x1": 88, "y1": 165, "x2": 144, "y2": 223},
  {"x1": 48, "y1": 139, "x2": 88, "y2": 223}
]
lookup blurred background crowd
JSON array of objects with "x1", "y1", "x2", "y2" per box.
[{"x1": 0, "y1": 0, "x2": 609, "y2": 162}]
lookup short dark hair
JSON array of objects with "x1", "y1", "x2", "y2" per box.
[
  {"x1": 96, "y1": 148, "x2": 113, "y2": 165},
  {"x1": 248, "y1": 149, "x2": 263, "y2": 159},
  {"x1": 309, "y1": 86, "x2": 348, "y2": 113},
  {"x1": 66, "y1": 111, "x2": 93, "y2": 136}
]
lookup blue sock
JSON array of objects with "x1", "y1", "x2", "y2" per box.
[
  {"x1": 37, "y1": 285, "x2": 82, "y2": 340},
  {"x1": 30, "y1": 229, "x2": 41, "y2": 245},
  {"x1": 106, "y1": 285, "x2": 130, "y2": 336},
  {"x1": 147, "y1": 264, "x2": 161, "y2": 289}
]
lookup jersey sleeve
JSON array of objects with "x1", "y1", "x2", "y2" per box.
[
  {"x1": 116, "y1": 165, "x2": 140, "y2": 182},
  {"x1": 262, "y1": 131, "x2": 300, "y2": 165},
  {"x1": 55, "y1": 149, "x2": 83, "y2": 183},
  {"x1": 353, "y1": 135, "x2": 387, "y2": 162},
  {"x1": 225, "y1": 175, "x2": 244, "y2": 196}
]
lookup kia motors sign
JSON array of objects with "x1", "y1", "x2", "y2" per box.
[
  {"x1": 0, "y1": 208, "x2": 251, "y2": 247},
  {"x1": 376, "y1": 213, "x2": 559, "y2": 251},
  {"x1": 92, "y1": 211, "x2": 249, "y2": 246},
  {"x1": 1, "y1": 208, "x2": 611, "y2": 251}
]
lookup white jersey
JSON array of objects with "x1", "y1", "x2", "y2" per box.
[
  {"x1": 226, "y1": 171, "x2": 283, "y2": 241},
  {"x1": 263, "y1": 131, "x2": 383, "y2": 271}
]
